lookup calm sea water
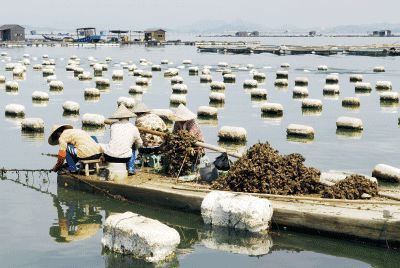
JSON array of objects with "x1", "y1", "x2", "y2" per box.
[{"x1": 1, "y1": 37, "x2": 400, "y2": 267}]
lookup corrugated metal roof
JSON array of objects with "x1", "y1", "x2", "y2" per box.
[{"x1": 0, "y1": 24, "x2": 25, "y2": 31}]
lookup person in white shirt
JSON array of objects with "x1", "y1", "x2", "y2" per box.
[{"x1": 102, "y1": 105, "x2": 143, "y2": 175}]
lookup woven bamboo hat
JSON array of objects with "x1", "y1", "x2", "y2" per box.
[
  {"x1": 174, "y1": 104, "x2": 196, "y2": 121},
  {"x1": 132, "y1": 103, "x2": 150, "y2": 114},
  {"x1": 109, "y1": 104, "x2": 136, "y2": 119},
  {"x1": 48, "y1": 124, "x2": 73, "y2": 145}
]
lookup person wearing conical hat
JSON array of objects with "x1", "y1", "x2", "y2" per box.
[
  {"x1": 133, "y1": 103, "x2": 167, "y2": 147},
  {"x1": 102, "y1": 104, "x2": 142, "y2": 175},
  {"x1": 48, "y1": 125, "x2": 102, "y2": 172},
  {"x1": 173, "y1": 104, "x2": 204, "y2": 142}
]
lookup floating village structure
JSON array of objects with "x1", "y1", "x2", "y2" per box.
[{"x1": 0, "y1": 24, "x2": 25, "y2": 42}]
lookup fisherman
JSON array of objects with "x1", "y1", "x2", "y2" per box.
[
  {"x1": 173, "y1": 104, "x2": 204, "y2": 142},
  {"x1": 49, "y1": 124, "x2": 102, "y2": 173},
  {"x1": 102, "y1": 105, "x2": 143, "y2": 176},
  {"x1": 133, "y1": 103, "x2": 167, "y2": 147}
]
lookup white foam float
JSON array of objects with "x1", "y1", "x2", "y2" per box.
[
  {"x1": 46, "y1": 75, "x2": 57, "y2": 83},
  {"x1": 169, "y1": 94, "x2": 187, "y2": 105},
  {"x1": 136, "y1": 77, "x2": 149, "y2": 86},
  {"x1": 218, "y1": 62, "x2": 228, "y2": 68},
  {"x1": 182, "y1": 59, "x2": 192, "y2": 65},
  {"x1": 287, "y1": 124, "x2": 314, "y2": 138},
  {"x1": 112, "y1": 70, "x2": 124, "y2": 80},
  {"x1": 32, "y1": 91, "x2": 49, "y2": 101},
  {"x1": 276, "y1": 70, "x2": 288, "y2": 79},
  {"x1": 5, "y1": 104, "x2": 25, "y2": 117},
  {"x1": 151, "y1": 65, "x2": 161, "y2": 71},
  {"x1": 101, "y1": 212, "x2": 180, "y2": 263},
  {"x1": 164, "y1": 68, "x2": 179, "y2": 77},
  {"x1": 325, "y1": 74, "x2": 339, "y2": 84},
  {"x1": 293, "y1": 86, "x2": 309, "y2": 98},
  {"x1": 84, "y1": 88, "x2": 100, "y2": 97},
  {"x1": 42, "y1": 68, "x2": 55, "y2": 76},
  {"x1": 78, "y1": 72, "x2": 92, "y2": 80},
  {"x1": 373, "y1": 66, "x2": 385, "y2": 72},
  {"x1": 172, "y1": 84, "x2": 188, "y2": 94},
  {"x1": 349, "y1": 74, "x2": 363, "y2": 82},
  {"x1": 161, "y1": 59, "x2": 169, "y2": 65},
  {"x1": 5, "y1": 63, "x2": 16, "y2": 71},
  {"x1": 201, "y1": 191, "x2": 272, "y2": 232},
  {"x1": 243, "y1": 79, "x2": 258, "y2": 88},
  {"x1": 93, "y1": 63, "x2": 103, "y2": 76},
  {"x1": 82, "y1": 113, "x2": 105, "y2": 127},
  {"x1": 295, "y1": 77, "x2": 308, "y2": 86},
  {"x1": 301, "y1": 99, "x2": 322, "y2": 109},
  {"x1": 96, "y1": 78, "x2": 110, "y2": 88},
  {"x1": 210, "y1": 81, "x2": 225, "y2": 91},
  {"x1": 49, "y1": 80, "x2": 64, "y2": 91},
  {"x1": 21, "y1": 118, "x2": 45, "y2": 132},
  {"x1": 223, "y1": 74, "x2": 236, "y2": 83},
  {"x1": 200, "y1": 74, "x2": 212, "y2": 83},
  {"x1": 380, "y1": 92, "x2": 399, "y2": 102},
  {"x1": 139, "y1": 58, "x2": 147, "y2": 64},
  {"x1": 354, "y1": 82, "x2": 372, "y2": 92},
  {"x1": 65, "y1": 64, "x2": 76, "y2": 71},
  {"x1": 5, "y1": 81, "x2": 19, "y2": 91},
  {"x1": 105, "y1": 57, "x2": 112, "y2": 62},
  {"x1": 171, "y1": 76, "x2": 184, "y2": 85},
  {"x1": 1, "y1": 52, "x2": 8, "y2": 56},
  {"x1": 222, "y1": 69, "x2": 232, "y2": 75},
  {"x1": 261, "y1": 103, "x2": 283, "y2": 116},
  {"x1": 188, "y1": 66, "x2": 199, "y2": 75},
  {"x1": 274, "y1": 79, "x2": 288, "y2": 87},
  {"x1": 376, "y1": 81, "x2": 392, "y2": 91},
  {"x1": 202, "y1": 68, "x2": 211, "y2": 75},
  {"x1": 323, "y1": 84, "x2": 340, "y2": 95},
  {"x1": 317, "y1": 65, "x2": 328, "y2": 71},
  {"x1": 342, "y1": 97, "x2": 360, "y2": 107},
  {"x1": 336, "y1": 116, "x2": 363, "y2": 130},
  {"x1": 22, "y1": 59, "x2": 30, "y2": 65},
  {"x1": 209, "y1": 92, "x2": 225, "y2": 103},
  {"x1": 133, "y1": 69, "x2": 144, "y2": 76},
  {"x1": 73, "y1": 67, "x2": 84, "y2": 76},
  {"x1": 127, "y1": 64, "x2": 137, "y2": 72},
  {"x1": 63, "y1": 101, "x2": 80, "y2": 114},
  {"x1": 250, "y1": 88, "x2": 267, "y2": 99},
  {"x1": 117, "y1": 97, "x2": 135, "y2": 109},
  {"x1": 129, "y1": 85, "x2": 144, "y2": 95},
  {"x1": 218, "y1": 126, "x2": 247, "y2": 142},
  {"x1": 197, "y1": 106, "x2": 218, "y2": 119},
  {"x1": 141, "y1": 71, "x2": 153, "y2": 78},
  {"x1": 0, "y1": 75, "x2": 6, "y2": 83},
  {"x1": 253, "y1": 72, "x2": 266, "y2": 81},
  {"x1": 372, "y1": 164, "x2": 400, "y2": 183},
  {"x1": 33, "y1": 64, "x2": 42, "y2": 71}
]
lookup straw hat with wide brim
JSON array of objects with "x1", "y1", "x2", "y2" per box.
[
  {"x1": 132, "y1": 102, "x2": 150, "y2": 114},
  {"x1": 108, "y1": 104, "x2": 136, "y2": 120},
  {"x1": 174, "y1": 104, "x2": 196, "y2": 121},
  {"x1": 48, "y1": 124, "x2": 73, "y2": 145}
]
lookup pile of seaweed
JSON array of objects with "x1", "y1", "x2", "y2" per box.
[
  {"x1": 212, "y1": 143, "x2": 378, "y2": 199},
  {"x1": 161, "y1": 130, "x2": 200, "y2": 177}
]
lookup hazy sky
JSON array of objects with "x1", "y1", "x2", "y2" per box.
[{"x1": 3, "y1": 0, "x2": 400, "y2": 30}]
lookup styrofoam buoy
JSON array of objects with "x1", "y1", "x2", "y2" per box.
[
  {"x1": 96, "y1": 78, "x2": 110, "y2": 88},
  {"x1": 49, "y1": 80, "x2": 64, "y2": 91},
  {"x1": 182, "y1": 59, "x2": 192, "y2": 65},
  {"x1": 376, "y1": 81, "x2": 392, "y2": 91},
  {"x1": 373, "y1": 66, "x2": 385, "y2": 72},
  {"x1": 223, "y1": 74, "x2": 236, "y2": 83},
  {"x1": 23, "y1": 58, "x2": 30, "y2": 65},
  {"x1": 133, "y1": 69, "x2": 144, "y2": 76},
  {"x1": 112, "y1": 70, "x2": 124, "y2": 80},
  {"x1": 188, "y1": 66, "x2": 199, "y2": 75},
  {"x1": 201, "y1": 191, "x2": 272, "y2": 232},
  {"x1": 0, "y1": 75, "x2": 5, "y2": 83},
  {"x1": 295, "y1": 77, "x2": 308, "y2": 86},
  {"x1": 101, "y1": 212, "x2": 180, "y2": 263},
  {"x1": 372, "y1": 164, "x2": 400, "y2": 183},
  {"x1": 105, "y1": 57, "x2": 112, "y2": 62},
  {"x1": 117, "y1": 97, "x2": 135, "y2": 109},
  {"x1": 78, "y1": 71, "x2": 92, "y2": 80},
  {"x1": 221, "y1": 69, "x2": 232, "y2": 76},
  {"x1": 73, "y1": 67, "x2": 84, "y2": 77},
  {"x1": 243, "y1": 79, "x2": 258, "y2": 89},
  {"x1": 336, "y1": 116, "x2": 363, "y2": 130},
  {"x1": 129, "y1": 85, "x2": 144, "y2": 95},
  {"x1": 5, "y1": 63, "x2": 16, "y2": 71},
  {"x1": 21, "y1": 118, "x2": 44, "y2": 132},
  {"x1": 253, "y1": 72, "x2": 266, "y2": 81},
  {"x1": 380, "y1": 92, "x2": 399, "y2": 103},
  {"x1": 172, "y1": 84, "x2": 188, "y2": 94},
  {"x1": 287, "y1": 124, "x2": 315, "y2": 138},
  {"x1": 302, "y1": 99, "x2": 322, "y2": 110},
  {"x1": 250, "y1": 88, "x2": 267, "y2": 100},
  {"x1": 274, "y1": 79, "x2": 288, "y2": 87},
  {"x1": 197, "y1": 106, "x2": 218, "y2": 119},
  {"x1": 171, "y1": 76, "x2": 184, "y2": 85},
  {"x1": 323, "y1": 84, "x2": 340, "y2": 95},
  {"x1": 141, "y1": 71, "x2": 153, "y2": 78},
  {"x1": 200, "y1": 74, "x2": 212, "y2": 83},
  {"x1": 42, "y1": 68, "x2": 55, "y2": 77},
  {"x1": 136, "y1": 77, "x2": 149, "y2": 86},
  {"x1": 317, "y1": 65, "x2": 328, "y2": 71},
  {"x1": 210, "y1": 81, "x2": 225, "y2": 91},
  {"x1": 152, "y1": 109, "x2": 174, "y2": 124},
  {"x1": 161, "y1": 59, "x2": 169, "y2": 65},
  {"x1": 350, "y1": 74, "x2": 363, "y2": 82},
  {"x1": 5, "y1": 81, "x2": 19, "y2": 91},
  {"x1": 218, "y1": 62, "x2": 228, "y2": 68},
  {"x1": 13, "y1": 67, "x2": 25, "y2": 78},
  {"x1": 209, "y1": 92, "x2": 225, "y2": 103},
  {"x1": 280, "y1": 63, "x2": 290, "y2": 68},
  {"x1": 63, "y1": 101, "x2": 80, "y2": 114},
  {"x1": 33, "y1": 64, "x2": 43, "y2": 71},
  {"x1": 32, "y1": 91, "x2": 49, "y2": 101},
  {"x1": 218, "y1": 126, "x2": 247, "y2": 142},
  {"x1": 164, "y1": 68, "x2": 179, "y2": 77},
  {"x1": 150, "y1": 64, "x2": 160, "y2": 72},
  {"x1": 84, "y1": 88, "x2": 100, "y2": 98},
  {"x1": 354, "y1": 82, "x2": 372, "y2": 92},
  {"x1": 65, "y1": 64, "x2": 76, "y2": 71},
  {"x1": 82, "y1": 113, "x2": 105, "y2": 127},
  {"x1": 5, "y1": 104, "x2": 25, "y2": 117},
  {"x1": 342, "y1": 97, "x2": 360, "y2": 107},
  {"x1": 170, "y1": 94, "x2": 187, "y2": 105},
  {"x1": 261, "y1": 103, "x2": 283, "y2": 116},
  {"x1": 293, "y1": 87, "x2": 309, "y2": 98},
  {"x1": 325, "y1": 74, "x2": 339, "y2": 84},
  {"x1": 276, "y1": 70, "x2": 288, "y2": 80},
  {"x1": 202, "y1": 68, "x2": 211, "y2": 75}
]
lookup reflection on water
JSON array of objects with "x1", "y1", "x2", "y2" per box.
[{"x1": 21, "y1": 132, "x2": 45, "y2": 142}]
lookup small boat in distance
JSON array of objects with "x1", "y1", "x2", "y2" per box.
[{"x1": 74, "y1": 27, "x2": 101, "y2": 43}]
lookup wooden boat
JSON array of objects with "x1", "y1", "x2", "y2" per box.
[
  {"x1": 57, "y1": 169, "x2": 400, "y2": 246},
  {"x1": 74, "y1": 28, "x2": 101, "y2": 43}
]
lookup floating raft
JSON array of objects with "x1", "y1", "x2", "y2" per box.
[{"x1": 57, "y1": 170, "x2": 400, "y2": 246}]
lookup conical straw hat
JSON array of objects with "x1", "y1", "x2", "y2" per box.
[
  {"x1": 132, "y1": 102, "x2": 150, "y2": 113},
  {"x1": 48, "y1": 124, "x2": 73, "y2": 145},
  {"x1": 174, "y1": 104, "x2": 196, "y2": 121},
  {"x1": 108, "y1": 104, "x2": 136, "y2": 119}
]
